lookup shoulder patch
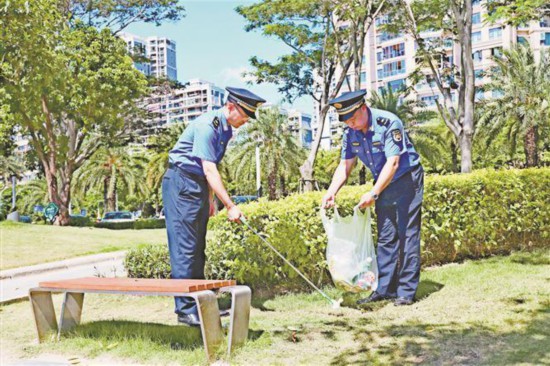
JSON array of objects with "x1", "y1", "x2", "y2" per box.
[
  {"x1": 212, "y1": 117, "x2": 220, "y2": 128},
  {"x1": 391, "y1": 129, "x2": 402, "y2": 142},
  {"x1": 376, "y1": 117, "x2": 390, "y2": 127}
]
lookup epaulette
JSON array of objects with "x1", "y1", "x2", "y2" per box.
[{"x1": 376, "y1": 117, "x2": 390, "y2": 127}]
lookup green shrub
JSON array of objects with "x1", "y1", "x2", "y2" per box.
[
  {"x1": 134, "y1": 218, "x2": 166, "y2": 230},
  {"x1": 126, "y1": 168, "x2": 550, "y2": 290},
  {"x1": 125, "y1": 244, "x2": 171, "y2": 279},
  {"x1": 206, "y1": 168, "x2": 549, "y2": 290},
  {"x1": 68, "y1": 215, "x2": 94, "y2": 227},
  {"x1": 95, "y1": 221, "x2": 135, "y2": 230}
]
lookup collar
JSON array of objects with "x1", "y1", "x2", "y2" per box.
[
  {"x1": 367, "y1": 107, "x2": 374, "y2": 132},
  {"x1": 217, "y1": 108, "x2": 231, "y2": 133}
]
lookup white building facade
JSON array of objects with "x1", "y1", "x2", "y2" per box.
[{"x1": 314, "y1": 3, "x2": 550, "y2": 148}]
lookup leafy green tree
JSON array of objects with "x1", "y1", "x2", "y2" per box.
[
  {"x1": 485, "y1": 0, "x2": 549, "y2": 26},
  {"x1": 65, "y1": 0, "x2": 185, "y2": 34},
  {"x1": 237, "y1": 0, "x2": 385, "y2": 191},
  {"x1": 478, "y1": 46, "x2": 550, "y2": 167},
  {"x1": 74, "y1": 147, "x2": 148, "y2": 212},
  {"x1": 387, "y1": 0, "x2": 476, "y2": 173},
  {"x1": 0, "y1": 0, "x2": 149, "y2": 224},
  {"x1": 18, "y1": 179, "x2": 48, "y2": 215},
  {"x1": 227, "y1": 107, "x2": 306, "y2": 200}
]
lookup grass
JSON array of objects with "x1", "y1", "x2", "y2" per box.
[
  {"x1": 1, "y1": 249, "x2": 549, "y2": 365},
  {"x1": 0, "y1": 221, "x2": 167, "y2": 270}
]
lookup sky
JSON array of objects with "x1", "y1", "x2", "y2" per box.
[{"x1": 126, "y1": 0, "x2": 313, "y2": 114}]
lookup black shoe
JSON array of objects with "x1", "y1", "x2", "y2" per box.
[
  {"x1": 177, "y1": 313, "x2": 201, "y2": 327},
  {"x1": 394, "y1": 297, "x2": 414, "y2": 306},
  {"x1": 357, "y1": 292, "x2": 395, "y2": 305}
]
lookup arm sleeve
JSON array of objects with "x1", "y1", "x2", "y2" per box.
[
  {"x1": 384, "y1": 119, "x2": 406, "y2": 158},
  {"x1": 192, "y1": 122, "x2": 218, "y2": 162},
  {"x1": 341, "y1": 132, "x2": 357, "y2": 160}
]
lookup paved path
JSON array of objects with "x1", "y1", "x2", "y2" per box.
[{"x1": 0, "y1": 251, "x2": 126, "y2": 303}]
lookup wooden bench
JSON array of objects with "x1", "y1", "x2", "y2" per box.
[{"x1": 29, "y1": 277, "x2": 251, "y2": 361}]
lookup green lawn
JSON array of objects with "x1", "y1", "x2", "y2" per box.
[
  {"x1": 1, "y1": 249, "x2": 548, "y2": 365},
  {"x1": 0, "y1": 221, "x2": 167, "y2": 270}
]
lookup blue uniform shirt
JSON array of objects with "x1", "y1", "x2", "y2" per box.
[
  {"x1": 169, "y1": 109, "x2": 233, "y2": 176},
  {"x1": 341, "y1": 107, "x2": 420, "y2": 182}
]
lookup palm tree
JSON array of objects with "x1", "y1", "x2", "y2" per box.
[
  {"x1": 144, "y1": 123, "x2": 185, "y2": 215},
  {"x1": 367, "y1": 87, "x2": 451, "y2": 172},
  {"x1": 478, "y1": 45, "x2": 550, "y2": 167},
  {"x1": 74, "y1": 147, "x2": 148, "y2": 212},
  {"x1": 18, "y1": 179, "x2": 48, "y2": 214},
  {"x1": 227, "y1": 107, "x2": 305, "y2": 200},
  {"x1": 0, "y1": 155, "x2": 24, "y2": 185}
]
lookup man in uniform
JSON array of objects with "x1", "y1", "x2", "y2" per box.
[
  {"x1": 163, "y1": 87, "x2": 266, "y2": 326},
  {"x1": 321, "y1": 90, "x2": 424, "y2": 306}
]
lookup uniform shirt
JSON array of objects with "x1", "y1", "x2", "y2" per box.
[
  {"x1": 169, "y1": 109, "x2": 233, "y2": 176},
  {"x1": 341, "y1": 107, "x2": 420, "y2": 182}
]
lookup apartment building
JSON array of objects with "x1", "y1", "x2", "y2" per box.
[{"x1": 314, "y1": 2, "x2": 550, "y2": 148}]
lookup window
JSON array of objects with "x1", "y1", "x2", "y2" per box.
[
  {"x1": 472, "y1": 13, "x2": 481, "y2": 24},
  {"x1": 421, "y1": 95, "x2": 439, "y2": 106},
  {"x1": 388, "y1": 78, "x2": 406, "y2": 92},
  {"x1": 472, "y1": 31, "x2": 482, "y2": 43},
  {"x1": 360, "y1": 72, "x2": 367, "y2": 84},
  {"x1": 517, "y1": 36, "x2": 528, "y2": 45},
  {"x1": 541, "y1": 33, "x2": 550, "y2": 46},
  {"x1": 381, "y1": 60, "x2": 406, "y2": 78},
  {"x1": 472, "y1": 50, "x2": 483, "y2": 63},
  {"x1": 377, "y1": 32, "x2": 402, "y2": 43},
  {"x1": 475, "y1": 89, "x2": 485, "y2": 101},
  {"x1": 472, "y1": 0, "x2": 481, "y2": 5},
  {"x1": 492, "y1": 89, "x2": 504, "y2": 98},
  {"x1": 491, "y1": 47, "x2": 503, "y2": 57},
  {"x1": 489, "y1": 27, "x2": 502, "y2": 39},
  {"x1": 474, "y1": 69, "x2": 484, "y2": 80},
  {"x1": 382, "y1": 43, "x2": 405, "y2": 60}
]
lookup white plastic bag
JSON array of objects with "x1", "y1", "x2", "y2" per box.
[{"x1": 321, "y1": 206, "x2": 378, "y2": 293}]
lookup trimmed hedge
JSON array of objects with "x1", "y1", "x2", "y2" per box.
[
  {"x1": 125, "y1": 244, "x2": 171, "y2": 279},
  {"x1": 68, "y1": 216, "x2": 94, "y2": 227},
  {"x1": 94, "y1": 218, "x2": 166, "y2": 230},
  {"x1": 126, "y1": 168, "x2": 550, "y2": 290}
]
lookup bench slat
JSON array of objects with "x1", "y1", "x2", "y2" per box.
[{"x1": 38, "y1": 277, "x2": 236, "y2": 293}]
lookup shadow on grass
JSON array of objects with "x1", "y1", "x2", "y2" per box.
[
  {"x1": 339, "y1": 280, "x2": 444, "y2": 311},
  {"x1": 67, "y1": 320, "x2": 203, "y2": 350},
  {"x1": 330, "y1": 301, "x2": 550, "y2": 365},
  {"x1": 67, "y1": 320, "x2": 265, "y2": 349}
]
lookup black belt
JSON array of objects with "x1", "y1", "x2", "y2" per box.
[{"x1": 168, "y1": 163, "x2": 207, "y2": 182}]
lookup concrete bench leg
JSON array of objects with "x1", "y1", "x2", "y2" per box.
[
  {"x1": 29, "y1": 289, "x2": 58, "y2": 343},
  {"x1": 220, "y1": 286, "x2": 251, "y2": 356},
  {"x1": 59, "y1": 292, "x2": 85, "y2": 338},
  {"x1": 188, "y1": 290, "x2": 224, "y2": 362}
]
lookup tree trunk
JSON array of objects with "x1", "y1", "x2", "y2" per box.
[
  {"x1": 450, "y1": 140, "x2": 459, "y2": 172},
  {"x1": 359, "y1": 165, "x2": 366, "y2": 185},
  {"x1": 459, "y1": 131, "x2": 473, "y2": 173},
  {"x1": 268, "y1": 170, "x2": 277, "y2": 201},
  {"x1": 524, "y1": 125, "x2": 539, "y2": 167},
  {"x1": 300, "y1": 104, "x2": 330, "y2": 192},
  {"x1": 107, "y1": 176, "x2": 117, "y2": 212},
  {"x1": 280, "y1": 175, "x2": 287, "y2": 197}
]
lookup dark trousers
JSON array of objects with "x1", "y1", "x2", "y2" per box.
[
  {"x1": 375, "y1": 165, "x2": 424, "y2": 300},
  {"x1": 162, "y1": 166, "x2": 210, "y2": 316}
]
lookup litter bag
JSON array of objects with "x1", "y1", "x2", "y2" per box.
[{"x1": 321, "y1": 206, "x2": 378, "y2": 293}]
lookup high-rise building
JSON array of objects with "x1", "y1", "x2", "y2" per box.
[
  {"x1": 147, "y1": 79, "x2": 226, "y2": 128},
  {"x1": 118, "y1": 32, "x2": 177, "y2": 81},
  {"x1": 146, "y1": 36, "x2": 177, "y2": 81},
  {"x1": 314, "y1": 4, "x2": 550, "y2": 148},
  {"x1": 287, "y1": 109, "x2": 313, "y2": 149}
]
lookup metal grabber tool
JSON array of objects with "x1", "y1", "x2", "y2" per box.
[{"x1": 240, "y1": 217, "x2": 343, "y2": 309}]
